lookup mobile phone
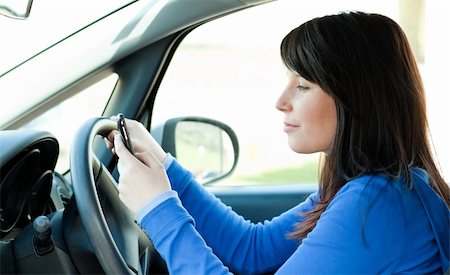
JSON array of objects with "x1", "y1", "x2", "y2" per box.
[{"x1": 117, "y1": 113, "x2": 134, "y2": 155}]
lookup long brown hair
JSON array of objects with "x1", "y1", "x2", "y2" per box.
[{"x1": 280, "y1": 11, "x2": 450, "y2": 239}]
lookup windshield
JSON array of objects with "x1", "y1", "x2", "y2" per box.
[{"x1": 0, "y1": 0, "x2": 133, "y2": 76}]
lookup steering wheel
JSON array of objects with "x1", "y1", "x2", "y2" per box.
[{"x1": 70, "y1": 117, "x2": 149, "y2": 274}]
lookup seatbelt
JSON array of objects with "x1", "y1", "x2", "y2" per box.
[{"x1": 411, "y1": 168, "x2": 450, "y2": 274}]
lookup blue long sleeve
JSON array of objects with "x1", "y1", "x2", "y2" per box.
[
  {"x1": 140, "y1": 196, "x2": 231, "y2": 274},
  {"x1": 139, "y1": 159, "x2": 448, "y2": 274},
  {"x1": 164, "y1": 159, "x2": 315, "y2": 273}
]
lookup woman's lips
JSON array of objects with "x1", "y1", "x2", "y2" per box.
[{"x1": 283, "y1": 122, "x2": 299, "y2": 132}]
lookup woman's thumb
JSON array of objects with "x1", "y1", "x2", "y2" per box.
[{"x1": 114, "y1": 134, "x2": 135, "y2": 163}]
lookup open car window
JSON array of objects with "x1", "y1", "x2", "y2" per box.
[{"x1": 153, "y1": 0, "x2": 450, "y2": 185}]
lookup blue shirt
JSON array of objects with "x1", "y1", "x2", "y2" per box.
[{"x1": 138, "y1": 157, "x2": 449, "y2": 274}]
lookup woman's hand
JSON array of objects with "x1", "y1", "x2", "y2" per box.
[
  {"x1": 104, "y1": 116, "x2": 166, "y2": 163},
  {"x1": 113, "y1": 133, "x2": 171, "y2": 214}
]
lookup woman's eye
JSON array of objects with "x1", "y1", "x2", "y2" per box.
[{"x1": 296, "y1": 85, "x2": 309, "y2": 92}]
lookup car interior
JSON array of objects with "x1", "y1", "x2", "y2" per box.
[
  {"x1": 0, "y1": 1, "x2": 315, "y2": 273},
  {"x1": 0, "y1": 0, "x2": 448, "y2": 274}
]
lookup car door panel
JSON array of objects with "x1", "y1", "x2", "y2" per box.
[{"x1": 209, "y1": 184, "x2": 317, "y2": 223}]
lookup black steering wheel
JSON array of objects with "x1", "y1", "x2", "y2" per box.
[{"x1": 70, "y1": 117, "x2": 151, "y2": 274}]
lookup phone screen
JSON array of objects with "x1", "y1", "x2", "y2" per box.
[{"x1": 117, "y1": 113, "x2": 134, "y2": 154}]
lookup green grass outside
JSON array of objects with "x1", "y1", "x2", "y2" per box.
[{"x1": 235, "y1": 161, "x2": 319, "y2": 185}]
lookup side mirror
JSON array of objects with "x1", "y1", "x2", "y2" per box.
[
  {"x1": 0, "y1": 0, "x2": 33, "y2": 19},
  {"x1": 152, "y1": 117, "x2": 239, "y2": 185}
]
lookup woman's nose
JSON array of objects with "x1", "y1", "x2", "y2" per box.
[{"x1": 276, "y1": 90, "x2": 290, "y2": 112}]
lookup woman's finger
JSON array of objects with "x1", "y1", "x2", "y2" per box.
[
  {"x1": 114, "y1": 134, "x2": 139, "y2": 169},
  {"x1": 103, "y1": 130, "x2": 119, "y2": 155},
  {"x1": 134, "y1": 150, "x2": 163, "y2": 169},
  {"x1": 129, "y1": 138, "x2": 150, "y2": 153},
  {"x1": 107, "y1": 129, "x2": 119, "y2": 142}
]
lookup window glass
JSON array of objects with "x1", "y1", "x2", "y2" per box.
[
  {"x1": 21, "y1": 74, "x2": 117, "y2": 173},
  {"x1": 153, "y1": 0, "x2": 450, "y2": 185},
  {"x1": 0, "y1": 0, "x2": 132, "y2": 75}
]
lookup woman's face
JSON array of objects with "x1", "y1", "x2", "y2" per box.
[{"x1": 276, "y1": 70, "x2": 337, "y2": 154}]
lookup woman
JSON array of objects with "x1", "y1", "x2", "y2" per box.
[{"x1": 106, "y1": 11, "x2": 450, "y2": 274}]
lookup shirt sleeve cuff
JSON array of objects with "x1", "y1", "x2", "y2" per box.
[
  {"x1": 162, "y1": 153, "x2": 174, "y2": 170},
  {"x1": 135, "y1": 190, "x2": 178, "y2": 223}
]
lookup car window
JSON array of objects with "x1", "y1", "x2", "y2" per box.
[
  {"x1": 153, "y1": 0, "x2": 450, "y2": 186},
  {"x1": 20, "y1": 74, "x2": 117, "y2": 173}
]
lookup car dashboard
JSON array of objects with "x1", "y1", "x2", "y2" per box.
[
  {"x1": 0, "y1": 130, "x2": 59, "y2": 238},
  {"x1": 0, "y1": 130, "x2": 82, "y2": 274}
]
